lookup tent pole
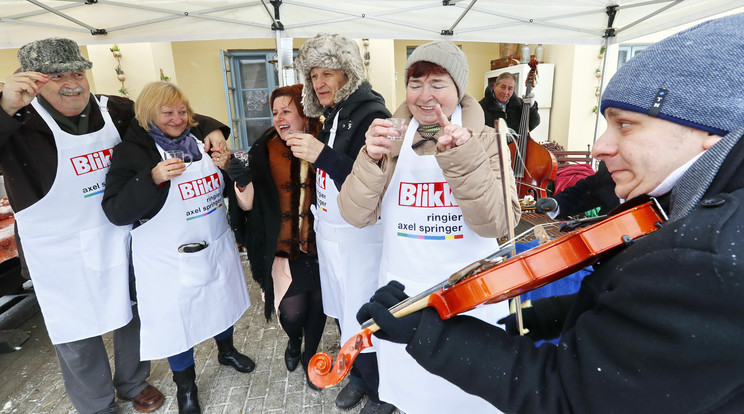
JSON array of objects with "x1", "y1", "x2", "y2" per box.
[
  {"x1": 26, "y1": 0, "x2": 106, "y2": 35},
  {"x1": 442, "y1": 0, "x2": 478, "y2": 36},
  {"x1": 265, "y1": 0, "x2": 288, "y2": 87},
  {"x1": 593, "y1": 5, "x2": 618, "y2": 144}
]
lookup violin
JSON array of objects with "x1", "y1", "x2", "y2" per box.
[
  {"x1": 507, "y1": 58, "x2": 558, "y2": 199},
  {"x1": 307, "y1": 197, "x2": 667, "y2": 389}
]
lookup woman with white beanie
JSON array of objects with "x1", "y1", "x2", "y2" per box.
[
  {"x1": 351, "y1": 13, "x2": 744, "y2": 414},
  {"x1": 292, "y1": 33, "x2": 394, "y2": 413},
  {"x1": 338, "y1": 40, "x2": 521, "y2": 414}
]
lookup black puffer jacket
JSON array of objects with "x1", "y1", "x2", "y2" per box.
[
  {"x1": 314, "y1": 81, "x2": 390, "y2": 190},
  {"x1": 405, "y1": 131, "x2": 744, "y2": 413}
]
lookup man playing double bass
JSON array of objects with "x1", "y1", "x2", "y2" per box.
[
  {"x1": 479, "y1": 72, "x2": 540, "y2": 133},
  {"x1": 357, "y1": 13, "x2": 744, "y2": 413}
]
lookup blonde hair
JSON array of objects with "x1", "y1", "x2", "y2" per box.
[{"x1": 135, "y1": 81, "x2": 198, "y2": 131}]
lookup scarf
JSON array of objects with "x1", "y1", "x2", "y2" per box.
[
  {"x1": 148, "y1": 123, "x2": 203, "y2": 161},
  {"x1": 37, "y1": 94, "x2": 91, "y2": 135},
  {"x1": 412, "y1": 122, "x2": 444, "y2": 149},
  {"x1": 670, "y1": 126, "x2": 744, "y2": 221}
]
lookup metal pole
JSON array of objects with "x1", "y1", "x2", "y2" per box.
[{"x1": 593, "y1": 5, "x2": 618, "y2": 143}]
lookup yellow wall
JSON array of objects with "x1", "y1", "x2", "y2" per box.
[
  {"x1": 87, "y1": 43, "x2": 176, "y2": 99},
  {"x1": 359, "y1": 39, "x2": 396, "y2": 114},
  {"x1": 1, "y1": 49, "x2": 20, "y2": 79}
]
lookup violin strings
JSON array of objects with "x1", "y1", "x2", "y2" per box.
[{"x1": 358, "y1": 222, "x2": 562, "y2": 329}]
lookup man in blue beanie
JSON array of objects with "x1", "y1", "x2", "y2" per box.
[{"x1": 354, "y1": 12, "x2": 744, "y2": 413}]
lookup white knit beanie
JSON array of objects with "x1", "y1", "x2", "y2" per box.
[{"x1": 405, "y1": 41, "x2": 468, "y2": 101}]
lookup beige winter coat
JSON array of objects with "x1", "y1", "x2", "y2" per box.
[{"x1": 337, "y1": 94, "x2": 521, "y2": 238}]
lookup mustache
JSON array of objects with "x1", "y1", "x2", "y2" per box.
[{"x1": 59, "y1": 87, "x2": 86, "y2": 95}]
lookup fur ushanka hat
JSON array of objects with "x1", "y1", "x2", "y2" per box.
[
  {"x1": 18, "y1": 38, "x2": 92, "y2": 74},
  {"x1": 295, "y1": 33, "x2": 365, "y2": 117}
]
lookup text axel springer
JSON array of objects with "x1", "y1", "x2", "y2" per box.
[{"x1": 397, "y1": 181, "x2": 464, "y2": 235}]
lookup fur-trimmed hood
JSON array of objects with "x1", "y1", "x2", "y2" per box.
[{"x1": 296, "y1": 33, "x2": 364, "y2": 118}]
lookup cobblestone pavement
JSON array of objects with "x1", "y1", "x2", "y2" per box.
[{"x1": 0, "y1": 259, "x2": 386, "y2": 414}]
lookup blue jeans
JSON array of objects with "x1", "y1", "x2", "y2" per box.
[{"x1": 167, "y1": 326, "x2": 233, "y2": 371}]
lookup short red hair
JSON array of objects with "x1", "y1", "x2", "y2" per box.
[
  {"x1": 270, "y1": 84, "x2": 321, "y2": 137},
  {"x1": 406, "y1": 61, "x2": 459, "y2": 97}
]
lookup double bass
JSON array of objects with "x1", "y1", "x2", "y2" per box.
[{"x1": 507, "y1": 58, "x2": 557, "y2": 199}]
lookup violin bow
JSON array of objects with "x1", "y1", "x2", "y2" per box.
[{"x1": 496, "y1": 118, "x2": 529, "y2": 335}]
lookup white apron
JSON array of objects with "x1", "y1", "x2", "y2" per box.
[
  {"x1": 131, "y1": 141, "x2": 250, "y2": 360},
  {"x1": 313, "y1": 111, "x2": 383, "y2": 346},
  {"x1": 15, "y1": 96, "x2": 132, "y2": 345},
  {"x1": 376, "y1": 106, "x2": 507, "y2": 414}
]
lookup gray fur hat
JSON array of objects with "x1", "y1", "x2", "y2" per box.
[
  {"x1": 601, "y1": 13, "x2": 744, "y2": 136},
  {"x1": 18, "y1": 38, "x2": 92, "y2": 74},
  {"x1": 405, "y1": 41, "x2": 468, "y2": 101},
  {"x1": 295, "y1": 33, "x2": 364, "y2": 117}
]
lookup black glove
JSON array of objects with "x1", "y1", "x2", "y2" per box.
[
  {"x1": 356, "y1": 281, "x2": 422, "y2": 344},
  {"x1": 497, "y1": 306, "x2": 544, "y2": 339},
  {"x1": 535, "y1": 197, "x2": 558, "y2": 214},
  {"x1": 227, "y1": 156, "x2": 252, "y2": 187}
]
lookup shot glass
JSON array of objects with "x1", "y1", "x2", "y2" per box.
[
  {"x1": 164, "y1": 150, "x2": 193, "y2": 167},
  {"x1": 232, "y1": 150, "x2": 251, "y2": 167},
  {"x1": 386, "y1": 118, "x2": 407, "y2": 141}
]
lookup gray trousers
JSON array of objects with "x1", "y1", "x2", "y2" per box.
[{"x1": 53, "y1": 303, "x2": 150, "y2": 414}]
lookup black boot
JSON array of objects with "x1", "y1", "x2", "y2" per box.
[
  {"x1": 216, "y1": 334, "x2": 256, "y2": 373},
  {"x1": 172, "y1": 365, "x2": 201, "y2": 414},
  {"x1": 284, "y1": 338, "x2": 302, "y2": 372}
]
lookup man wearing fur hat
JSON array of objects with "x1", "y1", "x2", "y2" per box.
[
  {"x1": 0, "y1": 38, "x2": 228, "y2": 413},
  {"x1": 291, "y1": 33, "x2": 393, "y2": 413},
  {"x1": 355, "y1": 13, "x2": 744, "y2": 413}
]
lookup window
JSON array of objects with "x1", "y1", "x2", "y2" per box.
[
  {"x1": 617, "y1": 45, "x2": 650, "y2": 70},
  {"x1": 222, "y1": 51, "x2": 279, "y2": 150}
]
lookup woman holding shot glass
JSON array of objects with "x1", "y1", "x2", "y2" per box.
[
  {"x1": 337, "y1": 41, "x2": 521, "y2": 414},
  {"x1": 226, "y1": 84, "x2": 327, "y2": 391},
  {"x1": 291, "y1": 33, "x2": 395, "y2": 413},
  {"x1": 102, "y1": 81, "x2": 255, "y2": 414}
]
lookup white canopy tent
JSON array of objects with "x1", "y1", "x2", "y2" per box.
[
  {"x1": 2, "y1": 0, "x2": 742, "y2": 147},
  {"x1": 1, "y1": 0, "x2": 742, "y2": 48}
]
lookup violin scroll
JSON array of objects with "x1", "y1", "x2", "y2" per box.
[{"x1": 308, "y1": 328, "x2": 375, "y2": 388}]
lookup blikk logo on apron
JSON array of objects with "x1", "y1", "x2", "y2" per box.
[
  {"x1": 178, "y1": 172, "x2": 224, "y2": 221},
  {"x1": 69, "y1": 146, "x2": 114, "y2": 198},
  {"x1": 316, "y1": 168, "x2": 329, "y2": 212},
  {"x1": 395, "y1": 180, "x2": 465, "y2": 240}
]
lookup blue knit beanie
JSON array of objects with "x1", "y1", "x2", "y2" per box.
[{"x1": 601, "y1": 13, "x2": 744, "y2": 136}]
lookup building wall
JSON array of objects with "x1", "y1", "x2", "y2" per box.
[{"x1": 0, "y1": 49, "x2": 20, "y2": 79}]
